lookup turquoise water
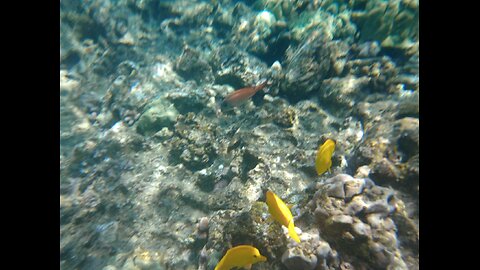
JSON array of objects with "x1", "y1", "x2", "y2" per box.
[{"x1": 60, "y1": 1, "x2": 418, "y2": 269}]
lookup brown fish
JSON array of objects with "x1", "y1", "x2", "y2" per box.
[{"x1": 223, "y1": 81, "x2": 268, "y2": 106}]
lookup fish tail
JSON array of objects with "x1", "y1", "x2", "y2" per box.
[{"x1": 288, "y1": 220, "x2": 301, "y2": 243}]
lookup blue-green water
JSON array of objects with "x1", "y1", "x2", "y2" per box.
[{"x1": 60, "y1": 1, "x2": 418, "y2": 269}]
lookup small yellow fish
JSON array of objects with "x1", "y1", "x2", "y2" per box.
[
  {"x1": 214, "y1": 245, "x2": 267, "y2": 270},
  {"x1": 265, "y1": 190, "x2": 301, "y2": 243},
  {"x1": 315, "y1": 139, "x2": 336, "y2": 176}
]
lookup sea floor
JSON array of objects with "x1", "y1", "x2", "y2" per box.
[{"x1": 60, "y1": 1, "x2": 419, "y2": 269}]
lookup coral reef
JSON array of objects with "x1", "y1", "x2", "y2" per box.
[
  {"x1": 351, "y1": 0, "x2": 419, "y2": 50},
  {"x1": 305, "y1": 174, "x2": 418, "y2": 269},
  {"x1": 60, "y1": 0, "x2": 418, "y2": 269}
]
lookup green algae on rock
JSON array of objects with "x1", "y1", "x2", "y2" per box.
[
  {"x1": 351, "y1": 0, "x2": 419, "y2": 50},
  {"x1": 135, "y1": 98, "x2": 179, "y2": 136}
]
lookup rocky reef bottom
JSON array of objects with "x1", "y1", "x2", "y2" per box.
[
  {"x1": 60, "y1": 0, "x2": 418, "y2": 269},
  {"x1": 60, "y1": 82, "x2": 418, "y2": 270}
]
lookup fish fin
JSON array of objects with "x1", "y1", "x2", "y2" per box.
[
  {"x1": 244, "y1": 264, "x2": 252, "y2": 270},
  {"x1": 255, "y1": 81, "x2": 268, "y2": 91},
  {"x1": 288, "y1": 220, "x2": 301, "y2": 243},
  {"x1": 287, "y1": 204, "x2": 293, "y2": 209}
]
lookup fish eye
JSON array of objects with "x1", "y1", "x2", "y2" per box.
[{"x1": 253, "y1": 255, "x2": 257, "y2": 258}]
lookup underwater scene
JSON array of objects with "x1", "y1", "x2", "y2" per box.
[{"x1": 60, "y1": 0, "x2": 419, "y2": 269}]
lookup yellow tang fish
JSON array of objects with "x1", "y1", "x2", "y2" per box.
[
  {"x1": 214, "y1": 245, "x2": 267, "y2": 270},
  {"x1": 315, "y1": 139, "x2": 336, "y2": 176},
  {"x1": 265, "y1": 190, "x2": 301, "y2": 243}
]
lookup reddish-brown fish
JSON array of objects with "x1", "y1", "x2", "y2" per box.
[{"x1": 223, "y1": 81, "x2": 268, "y2": 106}]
